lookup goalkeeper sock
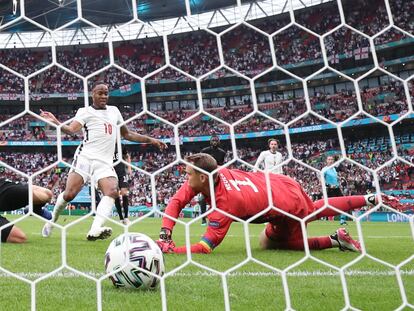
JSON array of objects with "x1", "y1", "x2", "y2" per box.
[
  {"x1": 90, "y1": 196, "x2": 114, "y2": 231},
  {"x1": 51, "y1": 192, "x2": 68, "y2": 223}
]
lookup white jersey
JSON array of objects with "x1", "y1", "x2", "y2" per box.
[
  {"x1": 254, "y1": 150, "x2": 283, "y2": 174},
  {"x1": 73, "y1": 106, "x2": 124, "y2": 164}
]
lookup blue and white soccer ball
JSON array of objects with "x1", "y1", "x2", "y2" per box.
[{"x1": 104, "y1": 233, "x2": 165, "y2": 289}]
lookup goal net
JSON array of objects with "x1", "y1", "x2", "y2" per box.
[{"x1": 0, "y1": 0, "x2": 413, "y2": 310}]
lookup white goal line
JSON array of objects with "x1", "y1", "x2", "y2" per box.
[{"x1": 1, "y1": 270, "x2": 413, "y2": 279}]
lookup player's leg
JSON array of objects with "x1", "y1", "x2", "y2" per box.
[
  {"x1": 32, "y1": 185, "x2": 53, "y2": 219},
  {"x1": 199, "y1": 195, "x2": 207, "y2": 225},
  {"x1": 87, "y1": 175, "x2": 118, "y2": 241},
  {"x1": 32, "y1": 185, "x2": 53, "y2": 206},
  {"x1": 114, "y1": 168, "x2": 124, "y2": 221},
  {"x1": 114, "y1": 190, "x2": 124, "y2": 222},
  {"x1": 120, "y1": 187, "x2": 130, "y2": 225},
  {"x1": 312, "y1": 193, "x2": 405, "y2": 220},
  {"x1": 259, "y1": 224, "x2": 281, "y2": 249},
  {"x1": 259, "y1": 219, "x2": 360, "y2": 252},
  {"x1": 311, "y1": 195, "x2": 373, "y2": 219},
  {"x1": 42, "y1": 172, "x2": 84, "y2": 237},
  {"x1": 0, "y1": 216, "x2": 26, "y2": 244},
  {"x1": 52, "y1": 171, "x2": 84, "y2": 221},
  {"x1": 259, "y1": 221, "x2": 292, "y2": 250}
]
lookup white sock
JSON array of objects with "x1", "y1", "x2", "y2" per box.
[
  {"x1": 51, "y1": 192, "x2": 68, "y2": 223},
  {"x1": 364, "y1": 194, "x2": 376, "y2": 206},
  {"x1": 330, "y1": 237, "x2": 339, "y2": 247},
  {"x1": 90, "y1": 196, "x2": 114, "y2": 232}
]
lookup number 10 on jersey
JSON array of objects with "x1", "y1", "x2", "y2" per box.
[{"x1": 104, "y1": 123, "x2": 113, "y2": 135}]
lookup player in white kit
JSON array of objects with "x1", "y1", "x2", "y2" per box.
[
  {"x1": 40, "y1": 82, "x2": 167, "y2": 240},
  {"x1": 254, "y1": 138, "x2": 284, "y2": 174}
]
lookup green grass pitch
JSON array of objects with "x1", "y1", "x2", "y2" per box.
[{"x1": 0, "y1": 215, "x2": 413, "y2": 311}]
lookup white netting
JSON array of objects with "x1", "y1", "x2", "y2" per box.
[{"x1": 0, "y1": 0, "x2": 413, "y2": 310}]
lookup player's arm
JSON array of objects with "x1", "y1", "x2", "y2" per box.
[
  {"x1": 120, "y1": 125, "x2": 167, "y2": 150},
  {"x1": 40, "y1": 110, "x2": 82, "y2": 135},
  {"x1": 254, "y1": 152, "x2": 265, "y2": 171},
  {"x1": 158, "y1": 181, "x2": 197, "y2": 240},
  {"x1": 158, "y1": 211, "x2": 233, "y2": 254}
]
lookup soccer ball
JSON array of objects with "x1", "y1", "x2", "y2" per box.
[{"x1": 104, "y1": 232, "x2": 165, "y2": 289}]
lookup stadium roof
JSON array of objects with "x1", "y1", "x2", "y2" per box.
[
  {"x1": 0, "y1": 0, "x2": 329, "y2": 28},
  {"x1": 0, "y1": 0, "x2": 330, "y2": 48},
  {"x1": 0, "y1": 0, "x2": 254, "y2": 30}
]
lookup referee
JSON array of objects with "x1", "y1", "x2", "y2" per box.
[
  {"x1": 323, "y1": 155, "x2": 347, "y2": 225},
  {"x1": 199, "y1": 135, "x2": 226, "y2": 225}
]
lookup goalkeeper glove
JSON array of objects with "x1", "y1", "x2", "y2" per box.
[
  {"x1": 159, "y1": 227, "x2": 172, "y2": 242},
  {"x1": 156, "y1": 239, "x2": 176, "y2": 254}
]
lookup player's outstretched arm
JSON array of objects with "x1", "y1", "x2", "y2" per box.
[
  {"x1": 157, "y1": 233, "x2": 213, "y2": 254},
  {"x1": 158, "y1": 212, "x2": 232, "y2": 254},
  {"x1": 40, "y1": 110, "x2": 82, "y2": 135},
  {"x1": 120, "y1": 125, "x2": 167, "y2": 150}
]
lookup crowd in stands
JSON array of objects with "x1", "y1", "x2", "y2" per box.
[
  {"x1": 221, "y1": 25, "x2": 273, "y2": 76},
  {"x1": 114, "y1": 38, "x2": 165, "y2": 77},
  {"x1": 310, "y1": 90, "x2": 358, "y2": 122},
  {"x1": 129, "y1": 149, "x2": 177, "y2": 173},
  {"x1": 374, "y1": 28, "x2": 407, "y2": 46},
  {"x1": 389, "y1": 0, "x2": 414, "y2": 33},
  {"x1": 273, "y1": 25, "x2": 322, "y2": 67},
  {"x1": 378, "y1": 160, "x2": 414, "y2": 190},
  {"x1": 342, "y1": 0, "x2": 390, "y2": 36},
  {"x1": 0, "y1": 152, "x2": 57, "y2": 175},
  {"x1": 0, "y1": 87, "x2": 412, "y2": 142},
  {"x1": 0, "y1": 0, "x2": 412, "y2": 94},
  {"x1": 259, "y1": 98, "x2": 307, "y2": 123},
  {"x1": 290, "y1": 136, "x2": 397, "y2": 170},
  {"x1": 169, "y1": 31, "x2": 220, "y2": 77},
  {"x1": 291, "y1": 138, "x2": 339, "y2": 169},
  {"x1": 360, "y1": 81, "x2": 408, "y2": 119},
  {"x1": 0, "y1": 116, "x2": 49, "y2": 141},
  {"x1": 57, "y1": 45, "x2": 109, "y2": 77},
  {"x1": 0, "y1": 48, "x2": 51, "y2": 76}
]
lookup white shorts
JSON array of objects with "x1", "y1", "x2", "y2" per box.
[{"x1": 70, "y1": 155, "x2": 117, "y2": 184}]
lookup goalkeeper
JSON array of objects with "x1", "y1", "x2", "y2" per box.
[{"x1": 157, "y1": 153, "x2": 403, "y2": 254}]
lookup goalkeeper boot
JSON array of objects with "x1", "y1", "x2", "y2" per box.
[
  {"x1": 331, "y1": 228, "x2": 361, "y2": 252},
  {"x1": 86, "y1": 227, "x2": 112, "y2": 241}
]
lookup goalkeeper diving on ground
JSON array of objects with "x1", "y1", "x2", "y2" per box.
[{"x1": 156, "y1": 153, "x2": 404, "y2": 254}]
